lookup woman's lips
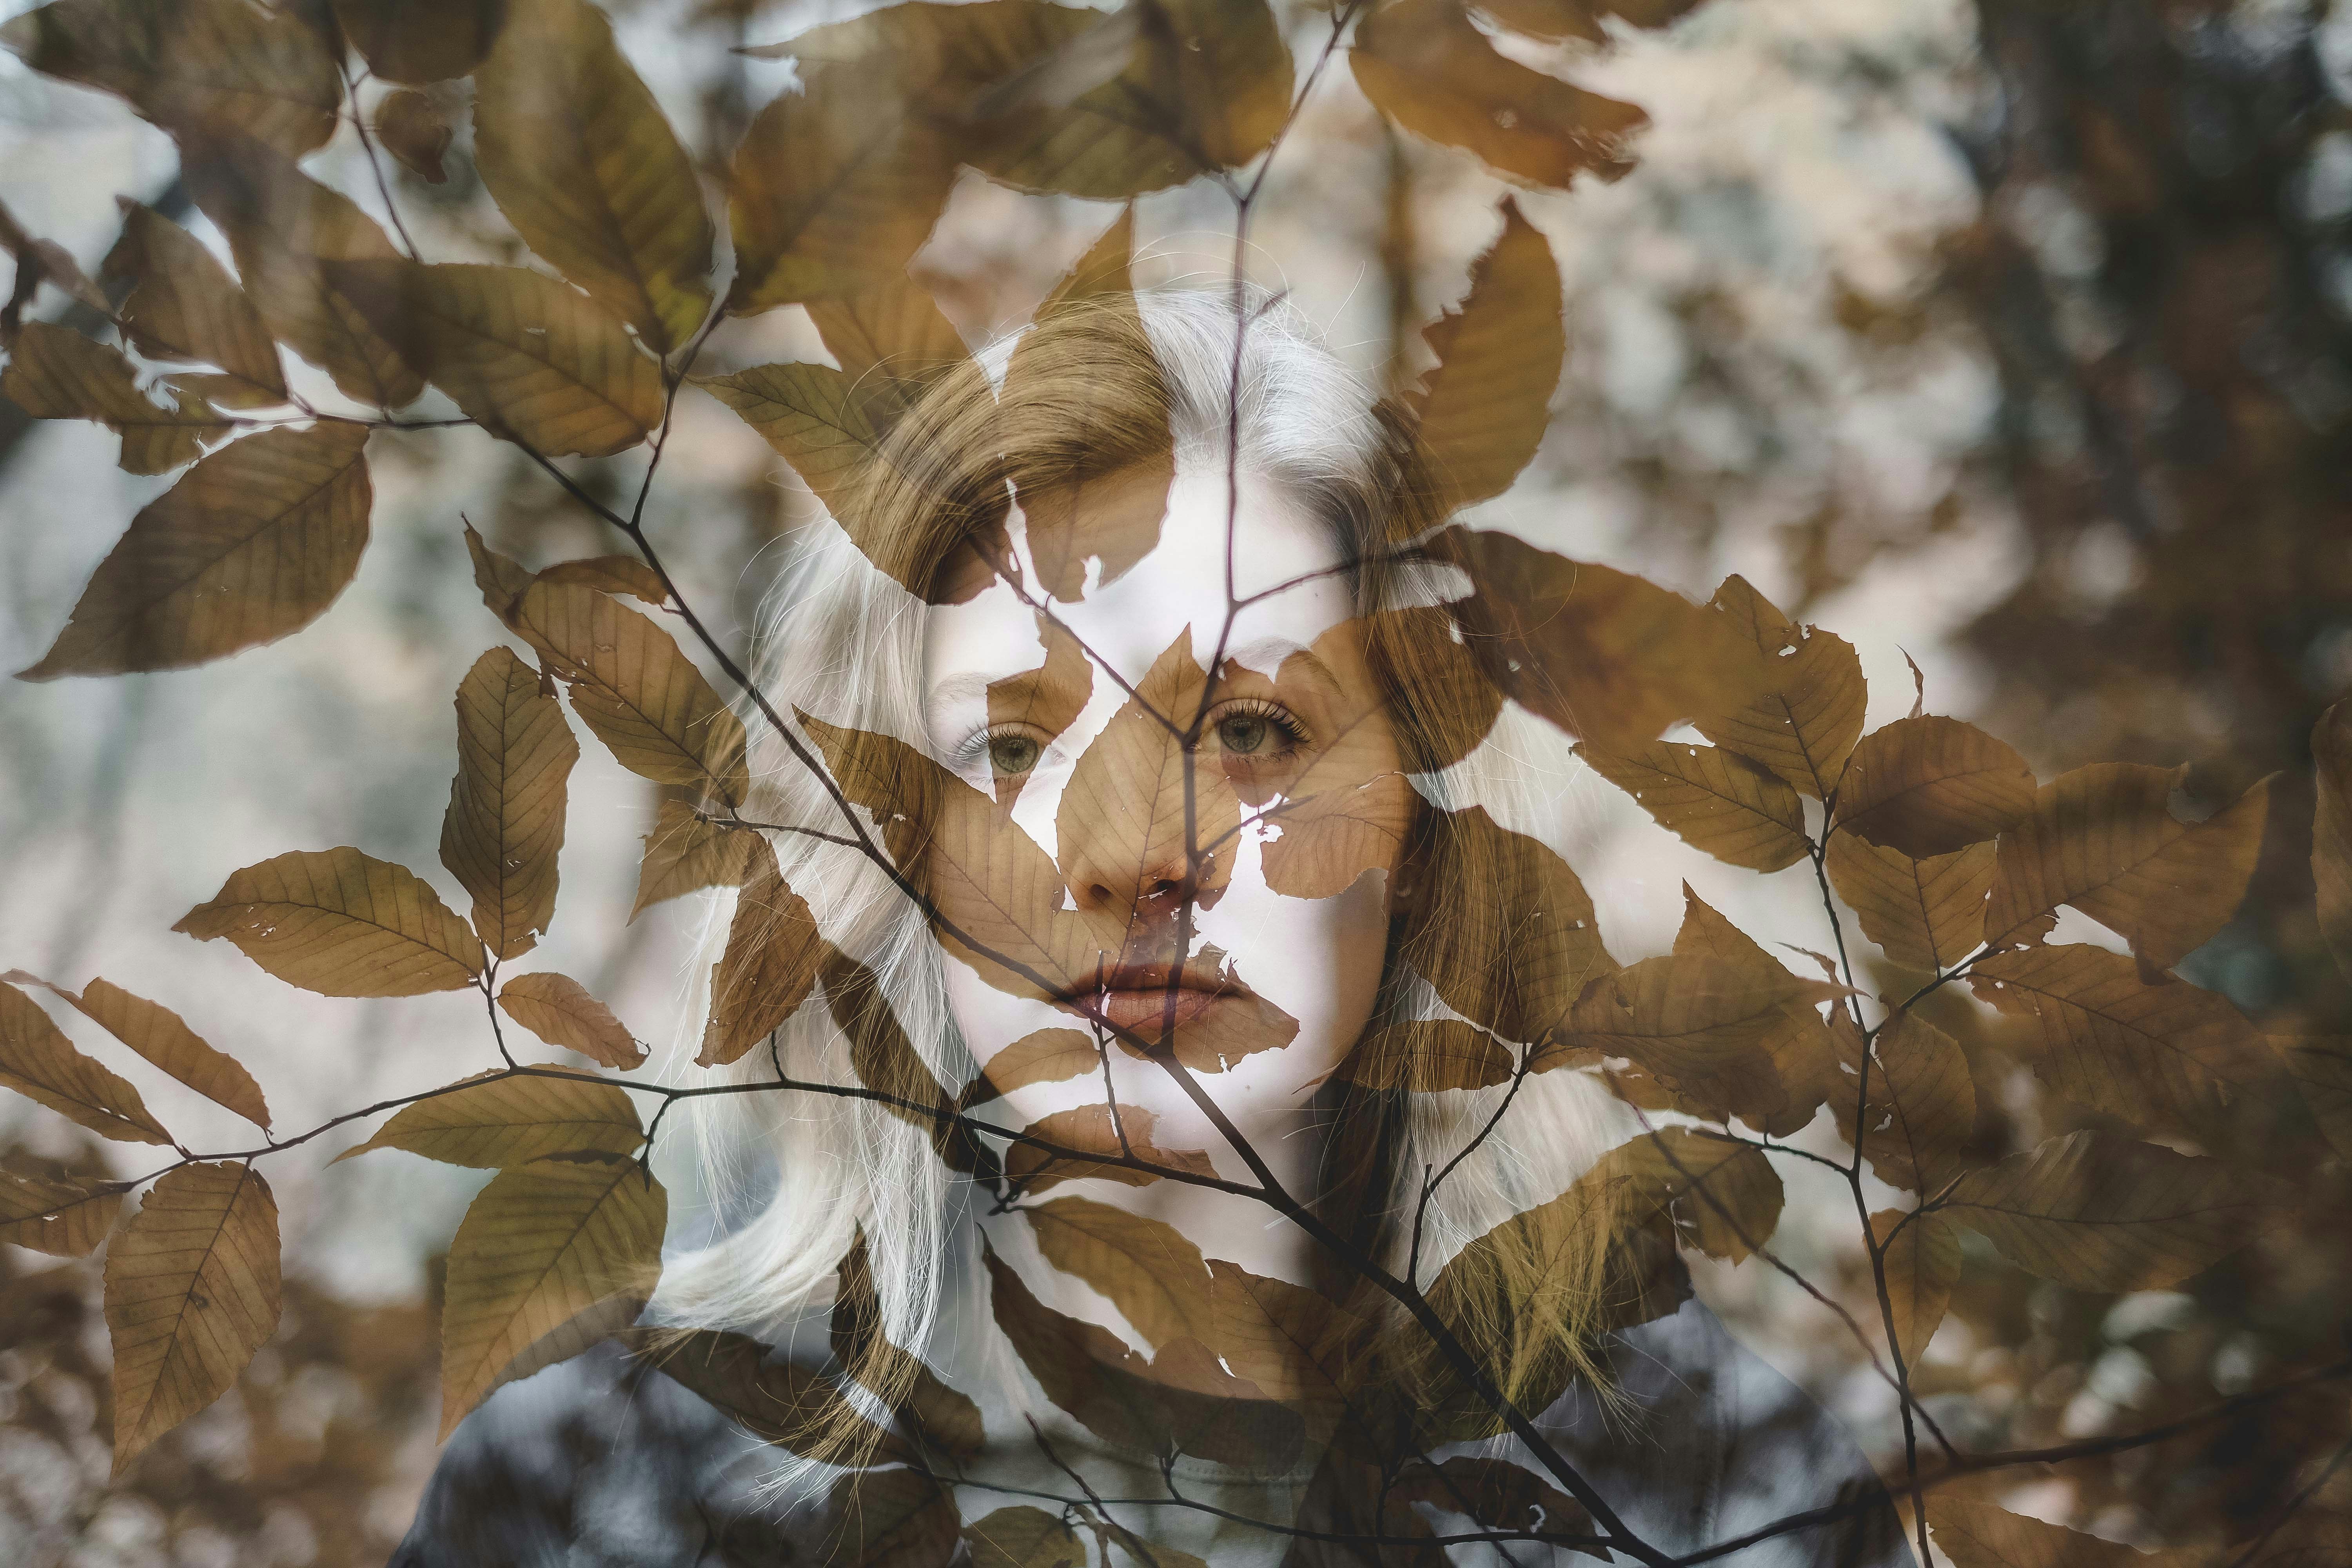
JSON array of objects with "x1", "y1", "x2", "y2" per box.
[{"x1": 1093, "y1": 985, "x2": 1230, "y2": 1033}]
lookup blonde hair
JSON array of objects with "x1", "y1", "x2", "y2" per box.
[{"x1": 652, "y1": 288, "x2": 1631, "y2": 1468}]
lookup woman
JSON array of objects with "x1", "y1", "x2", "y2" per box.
[{"x1": 396, "y1": 290, "x2": 1909, "y2": 1566}]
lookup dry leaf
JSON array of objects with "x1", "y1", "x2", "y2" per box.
[
  {"x1": 71, "y1": 977, "x2": 270, "y2": 1130},
  {"x1": 1025, "y1": 1194, "x2": 1215, "y2": 1351},
  {"x1": 1587, "y1": 1126, "x2": 1784, "y2": 1263},
  {"x1": 700, "y1": 361, "x2": 892, "y2": 539},
  {"x1": 1928, "y1": 1496, "x2": 2174, "y2": 1568},
  {"x1": 0, "y1": 321, "x2": 234, "y2": 474},
  {"x1": 0, "y1": 1167, "x2": 125, "y2": 1257},
  {"x1": 1398, "y1": 196, "x2": 1562, "y2": 515},
  {"x1": 0, "y1": 981, "x2": 172, "y2": 1145},
  {"x1": 374, "y1": 88, "x2": 454, "y2": 183},
  {"x1": 1824, "y1": 833, "x2": 1994, "y2": 972},
  {"x1": 1553, "y1": 954, "x2": 1823, "y2": 1128},
  {"x1": 1830, "y1": 715, "x2": 2034, "y2": 858},
  {"x1": 512, "y1": 579, "x2": 751, "y2": 805},
  {"x1": 438, "y1": 1151, "x2": 665, "y2": 1437},
  {"x1": 102, "y1": 201, "x2": 286, "y2": 403},
  {"x1": 1014, "y1": 452, "x2": 1174, "y2": 611},
  {"x1": 1871, "y1": 1208, "x2": 1959, "y2": 1368},
  {"x1": 699, "y1": 840, "x2": 825, "y2": 1066},
  {"x1": 1386, "y1": 1455, "x2": 1591, "y2": 1537},
  {"x1": 1661, "y1": 887, "x2": 1842, "y2": 1136},
  {"x1": 473, "y1": 0, "x2": 713, "y2": 353},
  {"x1": 1982, "y1": 764, "x2": 2272, "y2": 968},
  {"x1": 1577, "y1": 737, "x2": 1809, "y2": 873},
  {"x1": 1004, "y1": 1104, "x2": 1218, "y2": 1195},
  {"x1": 984, "y1": 614, "x2": 1094, "y2": 809},
  {"x1": 639, "y1": 1325, "x2": 906, "y2": 1458},
  {"x1": 1698, "y1": 575, "x2": 1866, "y2": 800},
  {"x1": 1351, "y1": 0, "x2": 1650, "y2": 188},
  {"x1": 498, "y1": 973, "x2": 645, "y2": 1070},
  {"x1": 535, "y1": 554, "x2": 668, "y2": 603},
  {"x1": 465, "y1": 520, "x2": 538, "y2": 619},
  {"x1": 1056, "y1": 632, "x2": 1237, "y2": 908},
  {"x1": 2279, "y1": 1036, "x2": 2352, "y2": 1161},
  {"x1": 630, "y1": 800, "x2": 756, "y2": 919},
  {"x1": 965, "y1": 1506, "x2": 1085, "y2": 1568},
  {"x1": 174, "y1": 846, "x2": 482, "y2": 996},
  {"x1": 441, "y1": 646, "x2": 577, "y2": 960},
  {"x1": 1832, "y1": 1010, "x2": 1974, "y2": 1194},
  {"x1": 104, "y1": 1161, "x2": 280, "y2": 1472},
  {"x1": 334, "y1": 0, "x2": 506, "y2": 85},
  {"x1": 1327, "y1": 1018, "x2": 1517, "y2": 1093},
  {"x1": 338, "y1": 1067, "x2": 641, "y2": 1167},
  {"x1": 805, "y1": 269, "x2": 972, "y2": 432},
  {"x1": 826, "y1": 1465, "x2": 964, "y2": 1568},
  {"x1": 969, "y1": 1027, "x2": 1103, "y2": 1104},
  {"x1": 831, "y1": 1229, "x2": 987, "y2": 1459}
]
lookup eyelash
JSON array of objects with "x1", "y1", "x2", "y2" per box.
[{"x1": 1205, "y1": 698, "x2": 1310, "y2": 755}]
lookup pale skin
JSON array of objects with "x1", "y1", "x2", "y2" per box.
[{"x1": 922, "y1": 456, "x2": 1404, "y2": 1352}]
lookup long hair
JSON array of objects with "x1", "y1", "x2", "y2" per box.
[{"x1": 651, "y1": 287, "x2": 1632, "y2": 1471}]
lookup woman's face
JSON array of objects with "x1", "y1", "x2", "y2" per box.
[{"x1": 921, "y1": 457, "x2": 1406, "y2": 1161}]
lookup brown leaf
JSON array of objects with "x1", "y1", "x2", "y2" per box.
[
  {"x1": 1939, "y1": 1129, "x2": 2272, "y2": 1292},
  {"x1": 1553, "y1": 955, "x2": 1819, "y2": 1127},
  {"x1": 1351, "y1": 0, "x2": 1649, "y2": 188},
  {"x1": 439, "y1": 1150, "x2": 664, "y2": 1437},
  {"x1": 498, "y1": 973, "x2": 645, "y2": 1071},
  {"x1": 473, "y1": 0, "x2": 712, "y2": 354},
  {"x1": 700, "y1": 360, "x2": 892, "y2": 531},
  {"x1": 1824, "y1": 833, "x2": 1994, "y2": 972},
  {"x1": 1872, "y1": 1209, "x2": 1958, "y2": 1371},
  {"x1": 983, "y1": 614, "x2": 1094, "y2": 809},
  {"x1": 699, "y1": 841, "x2": 824, "y2": 1066},
  {"x1": 2279, "y1": 1036, "x2": 2352, "y2": 1161},
  {"x1": 102, "y1": 200, "x2": 286, "y2": 403},
  {"x1": 727, "y1": 63, "x2": 959, "y2": 313},
  {"x1": 1004, "y1": 1105, "x2": 1218, "y2": 1195},
  {"x1": 1057, "y1": 630, "x2": 1236, "y2": 902},
  {"x1": 18, "y1": 421, "x2": 370, "y2": 679},
  {"x1": 1927, "y1": 1496, "x2": 2175, "y2": 1568},
  {"x1": 441, "y1": 646, "x2": 577, "y2": 960},
  {"x1": 630, "y1": 800, "x2": 757, "y2": 919},
  {"x1": 1588, "y1": 1126, "x2": 1784, "y2": 1263},
  {"x1": 1387, "y1": 1454, "x2": 1590, "y2": 1536},
  {"x1": 1432, "y1": 527, "x2": 1775, "y2": 753},
  {"x1": 512, "y1": 579, "x2": 751, "y2": 805},
  {"x1": 0, "y1": 1167, "x2": 125, "y2": 1257},
  {"x1": 1406, "y1": 804, "x2": 1614, "y2": 1047},
  {"x1": 2, "y1": 0, "x2": 341, "y2": 156},
  {"x1": 1015, "y1": 460, "x2": 1174, "y2": 614},
  {"x1": 2314, "y1": 700, "x2": 2352, "y2": 986},
  {"x1": 802, "y1": 711, "x2": 1102, "y2": 1001},
  {"x1": 831, "y1": 1229, "x2": 986, "y2": 1459},
  {"x1": 1982, "y1": 764, "x2": 2273, "y2": 967},
  {"x1": 1697, "y1": 575, "x2": 1866, "y2": 800},
  {"x1": 969, "y1": 1027, "x2": 1102, "y2": 1105},
  {"x1": 1327, "y1": 1018, "x2": 1517, "y2": 1093},
  {"x1": 374, "y1": 88, "x2": 454, "y2": 184},
  {"x1": 1577, "y1": 737, "x2": 1809, "y2": 873},
  {"x1": 104, "y1": 1161, "x2": 280, "y2": 1472},
  {"x1": 0, "y1": 320, "x2": 233, "y2": 473},
  {"x1": 1829, "y1": 715, "x2": 2034, "y2": 858},
  {"x1": 1658, "y1": 887, "x2": 1842, "y2": 1136},
  {"x1": 1397, "y1": 196, "x2": 1562, "y2": 514},
  {"x1": 805, "y1": 269, "x2": 971, "y2": 432},
  {"x1": 328, "y1": 260, "x2": 662, "y2": 456},
  {"x1": 1025, "y1": 1194, "x2": 1214, "y2": 1351},
  {"x1": 638, "y1": 1325, "x2": 906, "y2": 1458},
  {"x1": 1971, "y1": 945, "x2": 2276, "y2": 1142},
  {"x1": 334, "y1": 0, "x2": 506, "y2": 85},
  {"x1": 965, "y1": 1506, "x2": 1085, "y2": 1568},
  {"x1": 181, "y1": 134, "x2": 425, "y2": 409},
  {"x1": 69, "y1": 977, "x2": 270, "y2": 1130},
  {"x1": 821, "y1": 944, "x2": 961, "y2": 1127},
  {"x1": 1832, "y1": 1010, "x2": 1973, "y2": 1194},
  {"x1": 0, "y1": 981, "x2": 172, "y2": 1145},
  {"x1": 338, "y1": 1067, "x2": 641, "y2": 1167},
  {"x1": 465, "y1": 520, "x2": 537, "y2": 619},
  {"x1": 825, "y1": 1465, "x2": 963, "y2": 1568},
  {"x1": 174, "y1": 846, "x2": 481, "y2": 996},
  {"x1": 1197, "y1": 1259, "x2": 1359, "y2": 1410}
]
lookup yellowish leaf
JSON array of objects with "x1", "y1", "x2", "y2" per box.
[
  {"x1": 1351, "y1": 0, "x2": 1648, "y2": 189},
  {"x1": 1660, "y1": 887, "x2": 1842, "y2": 1136},
  {"x1": 181, "y1": 134, "x2": 425, "y2": 409},
  {"x1": 1982, "y1": 764, "x2": 2273, "y2": 968},
  {"x1": 1004, "y1": 1105, "x2": 1218, "y2": 1195},
  {"x1": 0, "y1": 1166, "x2": 126, "y2": 1257},
  {"x1": 805, "y1": 269, "x2": 971, "y2": 432},
  {"x1": 699, "y1": 840, "x2": 824, "y2": 1067},
  {"x1": 700, "y1": 361, "x2": 889, "y2": 530},
  {"x1": 0, "y1": 320, "x2": 233, "y2": 473},
  {"x1": 2315, "y1": 700, "x2": 2352, "y2": 985},
  {"x1": 1025, "y1": 1194, "x2": 1214, "y2": 1351},
  {"x1": 1586, "y1": 1126, "x2": 1784, "y2": 1263},
  {"x1": 498, "y1": 973, "x2": 645, "y2": 1071},
  {"x1": 1432, "y1": 527, "x2": 1775, "y2": 752},
  {"x1": 337, "y1": 1067, "x2": 642, "y2": 1167},
  {"x1": 1407, "y1": 804, "x2": 1613, "y2": 1046},
  {"x1": 512, "y1": 579, "x2": 751, "y2": 805},
  {"x1": 968, "y1": 1027, "x2": 1102, "y2": 1105},
  {"x1": 1553, "y1": 955, "x2": 1820, "y2": 1127},
  {"x1": 103, "y1": 1161, "x2": 280, "y2": 1472},
  {"x1": 1871, "y1": 1207, "x2": 1959, "y2": 1368},
  {"x1": 1399, "y1": 196, "x2": 1561, "y2": 514},
  {"x1": 1824, "y1": 832, "x2": 1994, "y2": 971},
  {"x1": 465, "y1": 521, "x2": 537, "y2": 619},
  {"x1": 1971, "y1": 945, "x2": 2276, "y2": 1142},
  {"x1": 329, "y1": 260, "x2": 662, "y2": 457},
  {"x1": 334, "y1": 0, "x2": 506, "y2": 85},
  {"x1": 1698, "y1": 575, "x2": 1866, "y2": 800},
  {"x1": 18, "y1": 422, "x2": 370, "y2": 680},
  {"x1": 1830, "y1": 715, "x2": 2034, "y2": 858},
  {"x1": 71, "y1": 977, "x2": 270, "y2": 1130},
  {"x1": 438, "y1": 1150, "x2": 664, "y2": 1437},
  {"x1": 1940, "y1": 1129, "x2": 2271, "y2": 1291},
  {"x1": 1055, "y1": 632, "x2": 1237, "y2": 909},
  {"x1": 173, "y1": 846, "x2": 483, "y2": 996},
  {"x1": 102, "y1": 200, "x2": 285, "y2": 403},
  {"x1": 1832, "y1": 1010, "x2": 1974, "y2": 1194},
  {"x1": 473, "y1": 0, "x2": 713, "y2": 354},
  {"x1": 630, "y1": 800, "x2": 756, "y2": 920},
  {"x1": 1577, "y1": 737, "x2": 1809, "y2": 873},
  {"x1": 0, "y1": 980, "x2": 172, "y2": 1145},
  {"x1": 441, "y1": 646, "x2": 576, "y2": 960},
  {"x1": 374, "y1": 88, "x2": 453, "y2": 184},
  {"x1": 2, "y1": 0, "x2": 341, "y2": 156},
  {"x1": 1017, "y1": 452, "x2": 1174, "y2": 609}
]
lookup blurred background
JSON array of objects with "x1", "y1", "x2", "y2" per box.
[{"x1": 4, "y1": 0, "x2": 2351, "y2": 1562}]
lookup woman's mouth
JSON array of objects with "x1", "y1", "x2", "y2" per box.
[{"x1": 1072, "y1": 961, "x2": 1245, "y2": 1038}]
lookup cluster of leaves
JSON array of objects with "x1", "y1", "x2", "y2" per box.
[{"x1": 3, "y1": 0, "x2": 2348, "y2": 1564}]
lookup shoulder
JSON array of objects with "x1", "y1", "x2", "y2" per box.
[
  {"x1": 1530, "y1": 1300, "x2": 1916, "y2": 1567},
  {"x1": 391, "y1": 1340, "x2": 830, "y2": 1568}
]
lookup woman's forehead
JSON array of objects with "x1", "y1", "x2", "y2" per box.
[{"x1": 924, "y1": 462, "x2": 1355, "y2": 694}]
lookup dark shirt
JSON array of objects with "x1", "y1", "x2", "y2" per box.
[{"x1": 395, "y1": 1299, "x2": 1911, "y2": 1566}]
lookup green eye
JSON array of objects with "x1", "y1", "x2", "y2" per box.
[
  {"x1": 1217, "y1": 712, "x2": 1270, "y2": 755},
  {"x1": 987, "y1": 733, "x2": 1041, "y2": 776}
]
